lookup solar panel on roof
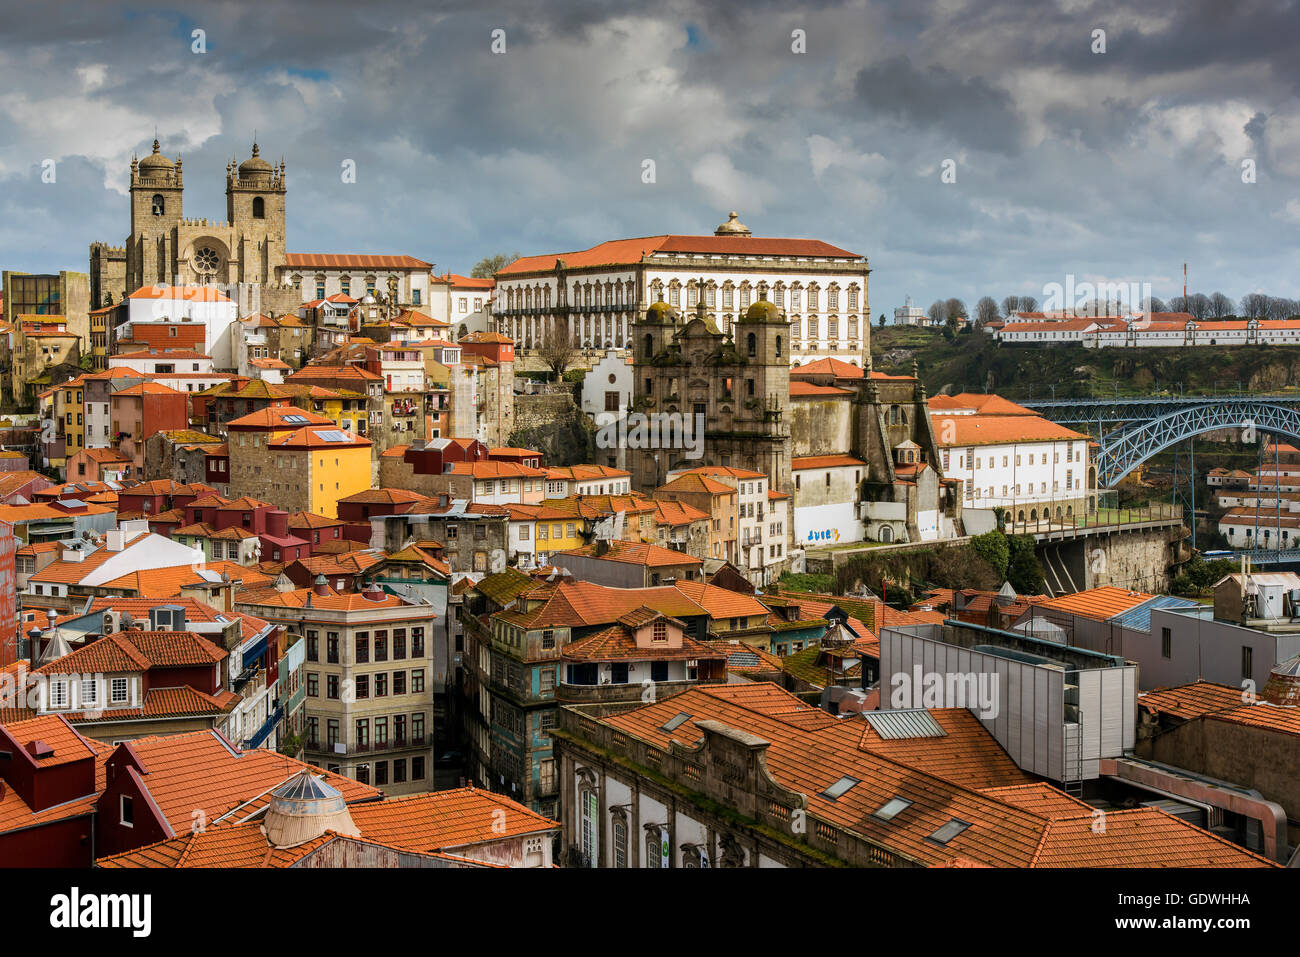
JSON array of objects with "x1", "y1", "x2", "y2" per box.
[
  {"x1": 313, "y1": 430, "x2": 349, "y2": 442},
  {"x1": 661, "y1": 712, "x2": 692, "y2": 732},
  {"x1": 864, "y1": 710, "x2": 947, "y2": 740},
  {"x1": 283, "y1": 414, "x2": 308, "y2": 424}
]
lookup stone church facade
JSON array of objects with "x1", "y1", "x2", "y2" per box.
[
  {"x1": 629, "y1": 298, "x2": 963, "y2": 550},
  {"x1": 91, "y1": 140, "x2": 289, "y2": 311}
]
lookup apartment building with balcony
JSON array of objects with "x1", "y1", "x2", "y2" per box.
[
  {"x1": 235, "y1": 580, "x2": 438, "y2": 795},
  {"x1": 458, "y1": 574, "x2": 711, "y2": 817}
]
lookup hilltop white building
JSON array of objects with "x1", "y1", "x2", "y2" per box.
[
  {"x1": 492, "y1": 213, "x2": 870, "y2": 368},
  {"x1": 928, "y1": 393, "x2": 1094, "y2": 524}
]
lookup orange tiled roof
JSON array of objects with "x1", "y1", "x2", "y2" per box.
[
  {"x1": 286, "y1": 253, "x2": 430, "y2": 270},
  {"x1": 561, "y1": 622, "x2": 722, "y2": 663},
  {"x1": 499, "y1": 235, "x2": 860, "y2": 275},
  {"x1": 116, "y1": 730, "x2": 379, "y2": 833},
  {"x1": 348, "y1": 786, "x2": 558, "y2": 852},
  {"x1": 791, "y1": 455, "x2": 868, "y2": 471},
  {"x1": 1037, "y1": 586, "x2": 1154, "y2": 622},
  {"x1": 673, "y1": 580, "x2": 770, "y2": 620},
  {"x1": 597, "y1": 683, "x2": 1274, "y2": 868},
  {"x1": 557, "y1": 540, "x2": 703, "y2": 568},
  {"x1": 790, "y1": 380, "x2": 854, "y2": 397},
  {"x1": 930, "y1": 413, "x2": 1087, "y2": 447},
  {"x1": 655, "y1": 473, "x2": 734, "y2": 496}
]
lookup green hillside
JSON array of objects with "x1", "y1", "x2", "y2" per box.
[{"x1": 871, "y1": 327, "x2": 1300, "y2": 400}]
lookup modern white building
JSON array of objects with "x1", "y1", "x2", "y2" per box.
[
  {"x1": 492, "y1": 213, "x2": 869, "y2": 367},
  {"x1": 119, "y1": 284, "x2": 241, "y2": 369}
]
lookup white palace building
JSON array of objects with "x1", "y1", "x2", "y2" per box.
[{"x1": 491, "y1": 213, "x2": 870, "y2": 367}]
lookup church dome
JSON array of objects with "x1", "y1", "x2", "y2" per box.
[
  {"x1": 741, "y1": 300, "x2": 782, "y2": 323},
  {"x1": 714, "y1": 211, "x2": 752, "y2": 236},
  {"x1": 138, "y1": 139, "x2": 175, "y2": 172},
  {"x1": 238, "y1": 143, "x2": 274, "y2": 181},
  {"x1": 646, "y1": 301, "x2": 677, "y2": 321}
]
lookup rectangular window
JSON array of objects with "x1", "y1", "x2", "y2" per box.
[
  {"x1": 393, "y1": 670, "x2": 406, "y2": 695},
  {"x1": 1243, "y1": 646, "x2": 1253, "y2": 680},
  {"x1": 120, "y1": 795, "x2": 134, "y2": 827},
  {"x1": 1161, "y1": 628, "x2": 1171, "y2": 658},
  {"x1": 307, "y1": 673, "x2": 319, "y2": 697},
  {"x1": 110, "y1": 677, "x2": 129, "y2": 704},
  {"x1": 412, "y1": 669, "x2": 425, "y2": 693},
  {"x1": 327, "y1": 675, "x2": 339, "y2": 699},
  {"x1": 355, "y1": 675, "x2": 369, "y2": 699}
]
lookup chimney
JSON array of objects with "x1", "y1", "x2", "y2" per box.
[
  {"x1": 313, "y1": 574, "x2": 330, "y2": 597},
  {"x1": 105, "y1": 528, "x2": 126, "y2": 552},
  {"x1": 364, "y1": 582, "x2": 386, "y2": 602},
  {"x1": 267, "y1": 509, "x2": 289, "y2": 538}
]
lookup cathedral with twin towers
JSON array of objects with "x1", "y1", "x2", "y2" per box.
[{"x1": 90, "y1": 139, "x2": 289, "y2": 311}]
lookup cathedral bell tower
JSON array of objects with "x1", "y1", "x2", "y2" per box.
[{"x1": 127, "y1": 139, "x2": 184, "y2": 291}]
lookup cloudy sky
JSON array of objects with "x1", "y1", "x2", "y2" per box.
[{"x1": 1, "y1": 0, "x2": 1297, "y2": 316}]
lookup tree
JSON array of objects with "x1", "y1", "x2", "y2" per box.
[
  {"x1": 975, "y1": 296, "x2": 1000, "y2": 327},
  {"x1": 537, "y1": 316, "x2": 577, "y2": 380},
  {"x1": 878, "y1": 313, "x2": 887, "y2": 327},
  {"x1": 970, "y1": 530, "x2": 1010, "y2": 579},
  {"x1": 1146, "y1": 295, "x2": 1167, "y2": 313},
  {"x1": 1241, "y1": 292, "x2": 1271, "y2": 317},
  {"x1": 944, "y1": 297, "x2": 968, "y2": 323},
  {"x1": 1006, "y1": 536, "x2": 1045, "y2": 594},
  {"x1": 1001, "y1": 295, "x2": 1019, "y2": 318},
  {"x1": 1209, "y1": 292, "x2": 1235, "y2": 318},
  {"x1": 1018, "y1": 295, "x2": 1039, "y2": 313},
  {"x1": 1187, "y1": 292, "x2": 1211, "y2": 320},
  {"x1": 1269, "y1": 296, "x2": 1299, "y2": 320},
  {"x1": 927, "y1": 300, "x2": 946, "y2": 325},
  {"x1": 470, "y1": 251, "x2": 520, "y2": 278}
]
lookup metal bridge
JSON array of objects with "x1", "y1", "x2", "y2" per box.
[
  {"x1": 1017, "y1": 395, "x2": 1300, "y2": 487},
  {"x1": 1228, "y1": 549, "x2": 1300, "y2": 566},
  {"x1": 1018, "y1": 394, "x2": 1300, "y2": 425}
]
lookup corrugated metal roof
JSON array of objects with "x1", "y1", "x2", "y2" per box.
[
  {"x1": 1109, "y1": 594, "x2": 1202, "y2": 633},
  {"x1": 865, "y1": 709, "x2": 947, "y2": 740}
]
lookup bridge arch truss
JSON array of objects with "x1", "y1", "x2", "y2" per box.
[{"x1": 1096, "y1": 402, "x2": 1300, "y2": 487}]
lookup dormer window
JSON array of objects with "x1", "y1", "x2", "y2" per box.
[{"x1": 111, "y1": 676, "x2": 129, "y2": 704}]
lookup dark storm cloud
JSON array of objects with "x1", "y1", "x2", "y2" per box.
[
  {"x1": 0, "y1": 0, "x2": 1296, "y2": 316},
  {"x1": 853, "y1": 56, "x2": 1027, "y2": 154}
]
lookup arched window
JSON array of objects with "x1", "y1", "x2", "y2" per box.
[
  {"x1": 612, "y1": 813, "x2": 628, "y2": 868},
  {"x1": 151, "y1": 194, "x2": 165, "y2": 216},
  {"x1": 252, "y1": 196, "x2": 265, "y2": 219},
  {"x1": 646, "y1": 828, "x2": 664, "y2": 869},
  {"x1": 775, "y1": 335, "x2": 783, "y2": 357},
  {"x1": 579, "y1": 787, "x2": 598, "y2": 867},
  {"x1": 747, "y1": 332, "x2": 757, "y2": 357}
]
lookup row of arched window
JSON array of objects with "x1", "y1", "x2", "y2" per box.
[{"x1": 649, "y1": 279, "x2": 860, "y2": 313}]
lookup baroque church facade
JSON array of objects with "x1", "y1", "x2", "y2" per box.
[{"x1": 90, "y1": 140, "x2": 289, "y2": 310}]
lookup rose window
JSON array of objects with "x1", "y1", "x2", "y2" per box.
[{"x1": 195, "y1": 247, "x2": 219, "y2": 271}]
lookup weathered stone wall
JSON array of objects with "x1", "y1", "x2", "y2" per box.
[
  {"x1": 510, "y1": 392, "x2": 594, "y2": 466},
  {"x1": 789, "y1": 395, "x2": 854, "y2": 458}
]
